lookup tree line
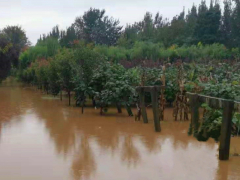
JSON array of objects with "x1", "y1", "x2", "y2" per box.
[
  {"x1": 1, "y1": 0, "x2": 240, "y2": 83},
  {"x1": 38, "y1": 0, "x2": 240, "y2": 48},
  {"x1": 0, "y1": 26, "x2": 29, "y2": 81}
]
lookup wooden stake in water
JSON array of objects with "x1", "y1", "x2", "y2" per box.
[
  {"x1": 139, "y1": 89, "x2": 148, "y2": 124},
  {"x1": 219, "y1": 100, "x2": 234, "y2": 160},
  {"x1": 151, "y1": 87, "x2": 161, "y2": 132}
]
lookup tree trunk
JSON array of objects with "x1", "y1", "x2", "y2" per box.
[
  {"x1": 116, "y1": 102, "x2": 122, "y2": 113},
  {"x1": 82, "y1": 102, "x2": 84, "y2": 114},
  {"x1": 68, "y1": 91, "x2": 71, "y2": 106},
  {"x1": 60, "y1": 91, "x2": 62, "y2": 101},
  {"x1": 125, "y1": 103, "x2": 133, "y2": 116},
  {"x1": 92, "y1": 97, "x2": 96, "y2": 108},
  {"x1": 81, "y1": 96, "x2": 85, "y2": 114},
  {"x1": 139, "y1": 90, "x2": 148, "y2": 123}
]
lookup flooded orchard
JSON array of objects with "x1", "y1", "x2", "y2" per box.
[{"x1": 0, "y1": 82, "x2": 240, "y2": 180}]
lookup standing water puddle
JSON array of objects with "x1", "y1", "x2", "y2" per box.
[{"x1": 0, "y1": 83, "x2": 240, "y2": 180}]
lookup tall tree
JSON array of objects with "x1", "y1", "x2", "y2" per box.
[
  {"x1": 153, "y1": 13, "x2": 170, "y2": 46},
  {"x1": 3, "y1": 26, "x2": 29, "y2": 48},
  {"x1": 74, "y1": 8, "x2": 122, "y2": 46},
  {"x1": 194, "y1": 0, "x2": 221, "y2": 44},
  {"x1": 154, "y1": 12, "x2": 169, "y2": 29},
  {"x1": 232, "y1": 0, "x2": 240, "y2": 47},
  {"x1": 194, "y1": 0, "x2": 209, "y2": 44},
  {"x1": 185, "y1": 4, "x2": 198, "y2": 44},
  {"x1": 211, "y1": 0, "x2": 221, "y2": 43},
  {"x1": 50, "y1": 25, "x2": 60, "y2": 39},
  {"x1": 2, "y1": 26, "x2": 30, "y2": 66},
  {"x1": 0, "y1": 33, "x2": 13, "y2": 81},
  {"x1": 169, "y1": 8, "x2": 186, "y2": 45},
  {"x1": 55, "y1": 49, "x2": 75, "y2": 106},
  {"x1": 46, "y1": 38, "x2": 60, "y2": 57},
  {"x1": 154, "y1": 13, "x2": 170, "y2": 47},
  {"x1": 221, "y1": 0, "x2": 233, "y2": 47},
  {"x1": 139, "y1": 12, "x2": 155, "y2": 41},
  {"x1": 117, "y1": 23, "x2": 140, "y2": 48},
  {"x1": 59, "y1": 26, "x2": 77, "y2": 48}
]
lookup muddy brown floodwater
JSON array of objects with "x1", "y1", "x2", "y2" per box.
[{"x1": 0, "y1": 81, "x2": 240, "y2": 180}]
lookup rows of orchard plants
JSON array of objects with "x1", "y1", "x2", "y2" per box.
[
  {"x1": 184, "y1": 62, "x2": 240, "y2": 141},
  {"x1": 18, "y1": 40, "x2": 240, "y2": 141},
  {"x1": 18, "y1": 41, "x2": 162, "y2": 111}
]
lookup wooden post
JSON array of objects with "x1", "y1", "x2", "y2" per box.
[
  {"x1": 139, "y1": 89, "x2": 148, "y2": 123},
  {"x1": 151, "y1": 88, "x2": 161, "y2": 132},
  {"x1": 219, "y1": 100, "x2": 234, "y2": 160},
  {"x1": 190, "y1": 94, "x2": 200, "y2": 137}
]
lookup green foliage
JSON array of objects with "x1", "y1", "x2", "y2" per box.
[
  {"x1": 232, "y1": 48, "x2": 240, "y2": 61},
  {"x1": 35, "y1": 58, "x2": 50, "y2": 90},
  {"x1": 90, "y1": 62, "x2": 136, "y2": 108},
  {"x1": 94, "y1": 45, "x2": 129, "y2": 63},
  {"x1": 93, "y1": 42, "x2": 234, "y2": 63},
  {"x1": 194, "y1": 103, "x2": 240, "y2": 142},
  {"x1": 54, "y1": 49, "x2": 75, "y2": 93},
  {"x1": 0, "y1": 25, "x2": 29, "y2": 81},
  {"x1": 194, "y1": 0, "x2": 221, "y2": 44},
  {"x1": 185, "y1": 62, "x2": 240, "y2": 141},
  {"x1": 200, "y1": 82, "x2": 240, "y2": 101},
  {"x1": 232, "y1": 0, "x2": 240, "y2": 47},
  {"x1": 2, "y1": 25, "x2": 30, "y2": 50},
  {"x1": 0, "y1": 34, "x2": 13, "y2": 81},
  {"x1": 184, "y1": 62, "x2": 240, "y2": 101},
  {"x1": 18, "y1": 38, "x2": 59, "y2": 82},
  {"x1": 232, "y1": 113, "x2": 240, "y2": 135},
  {"x1": 48, "y1": 59, "x2": 61, "y2": 95},
  {"x1": 59, "y1": 26, "x2": 77, "y2": 48},
  {"x1": 165, "y1": 66, "x2": 179, "y2": 103},
  {"x1": 72, "y1": 45, "x2": 105, "y2": 103},
  {"x1": 46, "y1": 38, "x2": 60, "y2": 57},
  {"x1": 130, "y1": 41, "x2": 161, "y2": 61},
  {"x1": 195, "y1": 103, "x2": 223, "y2": 142},
  {"x1": 19, "y1": 46, "x2": 48, "y2": 70},
  {"x1": 221, "y1": 0, "x2": 232, "y2": 47},
  {"x1": 74, "y1": 8, "x2": 122, "y2": 46}
]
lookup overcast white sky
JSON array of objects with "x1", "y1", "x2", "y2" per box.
[{"x1": 0, "y1": 0, "x2": 217, "y2": 45}]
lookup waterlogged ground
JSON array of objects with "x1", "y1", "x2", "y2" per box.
[{"x1": 0, "y1": 81, "x2": 240, "y2": 180}]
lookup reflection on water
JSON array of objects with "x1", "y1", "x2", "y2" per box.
[{"x1": 0, "y1": 82, "x2": 240, "y2": 180}]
